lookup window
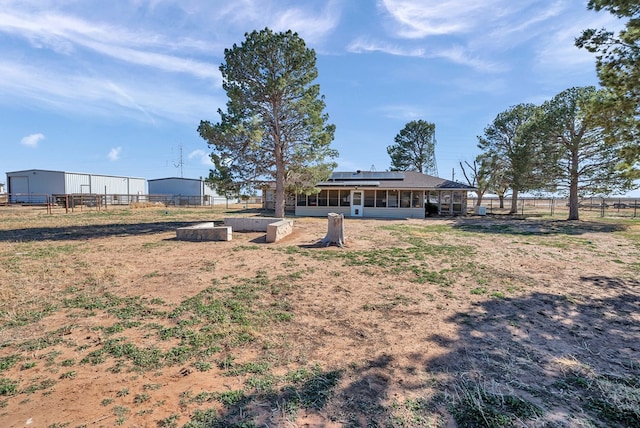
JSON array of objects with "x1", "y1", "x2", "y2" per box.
[
  {"x1": 400, "y1": 191, "x2": 411, "y2": 208},
  {"x1": 340, "y1": 190, "x2": 350, "y2": 206},
  {"x1": 387, "y1": 190, "x2": 399, "y2": 207},
  {"x1": 440, "y1": 191, "x2": 451, "y2": 214},
  {"x1": 328, "y1": 190, "x2": 339, "y2": 206},
  {"x1": 375, "y1": 190, "x2": 386, "y2": 207},
  {"x1": 297, "y1": 194, "x2": 307, "y2": 206},
  {"x1": 318, "y1": 190, "x2": 328, "y2": 206},
  {"x1": 412, "y1": 191, "x2": 423, "y2": 208},
  {"x1": 308, "y1": 193, "x2": 317, "y2": 206},
  {"x1": 453, "y1": 191, "x2": 463, "y2": 213},
  {"x1": 364, "y1": 190, "x2": 375, "y2": 207}
]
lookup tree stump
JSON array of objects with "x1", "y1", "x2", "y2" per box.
[{"x1": 321, "y1": 213, "x2": 345, "y2": 247}]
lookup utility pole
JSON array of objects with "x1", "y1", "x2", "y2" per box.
[{"x1": 173, "y1": 144, "x2": 184, "y2": 178}]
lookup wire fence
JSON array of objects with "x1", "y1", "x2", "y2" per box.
[
  {"x1": 0, "y1": 193, "x2": 237, "y2": 214},
  {"x1": 1, "y1": 192, "x2": 638, "y2": 219},
  {"x1": 468, "y1": 197, "x2": 640, "y2": 218}
]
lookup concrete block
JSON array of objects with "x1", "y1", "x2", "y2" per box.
[
  {"x1": 266, "y1": 219, "x2": 294, "y2": 243},
  {"x1": 176, "y1": 223, "x2": 232, "y2": 241},
  {"x1": 224, "y1": 217, "x2": 283, "y2": 232}
]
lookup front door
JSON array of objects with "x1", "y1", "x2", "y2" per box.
[{"x1": 351, "y1": 190, "x2": 363, "y2": 217}]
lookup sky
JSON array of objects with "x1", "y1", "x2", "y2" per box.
[{"x1": 1, "y1": 0, "x2": 637, "y2": 196}]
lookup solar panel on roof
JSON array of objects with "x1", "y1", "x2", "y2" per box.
[{"x1": 330, "y1": 171, "x2": 405, "y2": 180}]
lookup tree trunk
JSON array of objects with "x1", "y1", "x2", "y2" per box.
[
  {"x1": 568, "y1": 150, "x2": 580, "y2": 221},
  {"x1": 274, "y1": 138, "x2": 286, "y2": 218},
  {"x1": 321, "y1": 213, "x2": 345, "y2": 247},
  {"x1": 510, "y1": 188, "x2": 519, "y2": 214},
  {"x1": 475, "y1": 191, "x2": 484, "y2": 206}
]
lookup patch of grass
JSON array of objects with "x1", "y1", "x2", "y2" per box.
[
  {"x1": 182, "y1": 408, "x2": 218, "y2": 427},
  {"x1": 216, "y1": 390, "x2": 246, "y2": 407},
  {"x1": 192, "y1": 361, "x2": 212, "y2": 372},
  {"x1": 2, "y1": 303, "x2": 57, "y2": 328},
  {"x1": 225, "y1": 361, "x2": 271, "y2": 376},
  {"x1": 59, "y1": 371, "x2": 77, "y2": 379},
  {"x1": 133, "y1": 393, "x2": 150, "y2": 404},
  {"x1": 0, "y1": 377, "x2": 19, "y2": 396},
  {"x1": 0, "y1": 355, "x2": 20, "y2": 372},
  {"x1": 245, "y1": 374, "x2": 276, "y2": 393},
  {"x1": 22, "y1": 378, "x2": 56, "y2": 394},
  {"x1": 562, "y1": 369, "x2": 640, "y2": 426},
  {"x1": 157, "y1": 413, "x2": 180, "y2": 427},
  {"x1": 143, "y1": 383, "x2": 163, "y2": 391},
  {"x1": 101, "y1": 398, "x2": 114, "y2": 406},
  {"x1": 21, "y1": 362, "x2": 36, "y2": 370},
  {"x1": 142, "y1": 271, "x2": 161, "y2": 278},
  {"x1": 280, "y1": 369, "x2": 342, "y2": 410},
  {"x1": 449, "y1": 379, "x2": 543, "y2": 427}
]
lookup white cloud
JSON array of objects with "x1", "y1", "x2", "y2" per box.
[
  {"x1": 0, "y1": 60, "x2": 223, "y2": 123},
  {"x1": 379, "y1": 0, "x2": 513, "y2": 38},
  {"x1": 20, "y1": 133, "x2": 44, "y2": 147},
  {"x1": 188, "y1": 149, "x2": 214, "y2": 166},
  {"x1": 347, "y1": 38, "x2": 502, "y2": 72},
  {"x1": 108, "y1": 147, "x2": 122, "y2": 161},
  {"x1": 0, "y1": 10, "x2": 220, "y2": 81},
  {"x1": 272, "y1": 1, "x2": 341, "y2": 43},
  {"x1": 348, "y1": 37, "x2": 425, "y2": 57}
]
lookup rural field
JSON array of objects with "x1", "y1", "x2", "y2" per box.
[{"x1": 0, "y1": 205, "x2": 638, "y2": 427}]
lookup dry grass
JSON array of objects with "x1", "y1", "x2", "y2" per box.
[{"x1": 0, "y1": 205, "x2": 639, "y2": 427}]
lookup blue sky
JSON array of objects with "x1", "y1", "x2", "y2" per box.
[{"x1": 2, "y1": 0, "x2": 635, "y2": 195}]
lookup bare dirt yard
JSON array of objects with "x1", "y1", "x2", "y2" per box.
[{"x1": 0, "y1": 205, "x2": 638, "y2": 427}]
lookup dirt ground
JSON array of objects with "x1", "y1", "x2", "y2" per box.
[{"x1": 0, "y1": 207, "x2": 638, "y2": 427}]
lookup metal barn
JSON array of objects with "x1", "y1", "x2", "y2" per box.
[
  {"x1": 148, "y1": 177, "x2": 228, "y2": 206},
  {"x1": 5, "y1": 169, "x2": 146, "y2": 203}
]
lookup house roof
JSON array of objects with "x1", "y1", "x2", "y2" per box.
[{"x1": 317, "y1": 171, "x2": 475, "y2": 190}]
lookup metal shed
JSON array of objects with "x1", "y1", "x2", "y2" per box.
[
  {"x1": 148, "y1": 177, "x2": 228, "y2": 206},
  {"x1": 5, "y1": 169, "x2": 147, "y2": 203}
]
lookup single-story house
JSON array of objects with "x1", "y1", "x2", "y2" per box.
[
  {"x1": 264, "y1": 171, "x2": 475, "y2": 218},
  {"x1": 148, "y1": 177, "x2": 229, "y2": 206}
]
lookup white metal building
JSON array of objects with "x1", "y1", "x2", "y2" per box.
[
  {"x1": 148, "y1": 177, "x2": 228, "y2": 206},
  {"x1": 5, "y1": 169, "x2": 146, "y2": 202}
]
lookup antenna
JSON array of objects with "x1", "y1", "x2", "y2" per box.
[{"x1": 173, "y1": 144, "x2": 184, "y2": 178}]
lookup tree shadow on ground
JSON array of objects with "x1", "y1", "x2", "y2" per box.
[
  {"x1": 421, "y1": 275, "x2": 640, "y2": 427},
  {"x1": 451, "y1": 217, "x2": 627, "y2": 236},
  {"x1": 0, "y1": 221, "x2": 204, "y2": 242},
  {"x1": 204, "y1": 276, "x2": 640, "y2": 427}
]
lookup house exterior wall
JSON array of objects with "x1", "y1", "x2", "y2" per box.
[
  {"x1": 295, "y1": 206, "x2": 350, "y2": 217},
  {"x1": 149, "y1": 178, "x2": 228, "y2": 205},
  {"x1": 295, "y1": 188, "x2": 468, "y2": 218},
  {"x1": 294, "y1": 206, "x2": 424, "y2": 219}
]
